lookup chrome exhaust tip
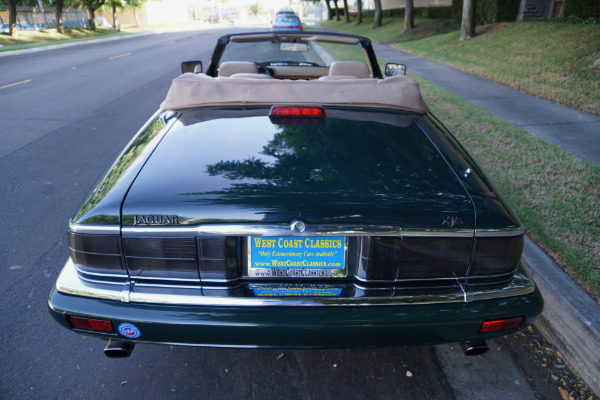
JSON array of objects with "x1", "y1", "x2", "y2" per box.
[
  {"x1": 104, "y1": 340, "x2": 135, "y2": 358},
  {"x1": 461, "y1": 341, "x2": 489, "y2": 356}
]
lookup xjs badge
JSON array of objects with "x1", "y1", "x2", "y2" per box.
[
  {"x1": 442, "y1": 215, "x2": 464, "y2": 228},
  {"x1": 133, "y1": 215, "x2": 180, "y2": 225}
]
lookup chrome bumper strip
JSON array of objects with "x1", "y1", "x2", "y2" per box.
[
  {"x1": 68, "y1": 223, "x2": 523, "y2": 238},
  {"x1": 56, "y1": 258, "x2": 536, "y2": 307}
]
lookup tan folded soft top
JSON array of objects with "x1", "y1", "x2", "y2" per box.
[{"x1": 160, "y1": 73, "x2": 429, "y2": 114}]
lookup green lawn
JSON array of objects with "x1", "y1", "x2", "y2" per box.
[
  {"x1": 319, "y1": 17, "x2": 600, "y2": 116},
  {"x1": 319, "y1": 15, "x2": 460, "y2": 43},
  {"x1": 398, "y1": 21, "x2": 600, "y2": 116},
  {"x1": 0, "y1": 27, "x2": 129, "y2": 51}
]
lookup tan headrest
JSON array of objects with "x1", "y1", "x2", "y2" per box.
[
  {"x1": 218, "y1": 61, "x2": 260, "y2": 77},
  {"x1": 328, "y1": 61, "x2": 370, "y2": 78}
]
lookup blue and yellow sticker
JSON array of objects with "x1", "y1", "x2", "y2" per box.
[
  {"x1": 117, "y1": 323, "x2": 141, "y2": 339},
  {"x1": 249, "y1": 236, "x2": 346, "y2": 278}
]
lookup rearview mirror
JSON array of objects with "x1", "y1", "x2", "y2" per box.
[
  {"x1": 181, "y1": 61, "x2": 203, "y2": 74},
  {"x1": 280, "y1": 43, "x2": 309, "y2": 52},
  {"x1": 385, "y1": 63, "x2": 406, "y2": 77}
]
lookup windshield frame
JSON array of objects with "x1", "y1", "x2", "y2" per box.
[{"x1": 205, "y1": 32, "x2": 382, "y2": 78}]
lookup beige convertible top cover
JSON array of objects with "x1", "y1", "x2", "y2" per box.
[{"x1": 160, "y1": 73, "x2": 429, "y2": 114}]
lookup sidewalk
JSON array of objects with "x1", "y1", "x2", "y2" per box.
[{"x1": 372, "y1": 42, "x2": 600, "y2": 395}]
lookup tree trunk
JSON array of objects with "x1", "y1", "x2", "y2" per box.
[
  {"x1": 56, "y1": 0, "x2": 64, "y2": 33},
  {"x1": 324, "y1": 0, "x2": 332, "y2": 20},
  {"x1": 133, "y1": 7, "x2": 140, "y2": 26},
  {"x1": 332, "y1": 0, "x2": 340, "y2": 21},
  {"x1": 403, "y1": 0, "x2": 414, "y2": 33},
  {"x1": 112, "y1": 4, "x2": 118, "y2": 29},
  {"x1": 7, "y1": 0, "x2": 18, "y2": 38},
  {"x1": 460, "y1": 0, "x2": 476, "y2": 41},
  {"x1": 357, "y1": 0, "x2": 362, "y2": 25},
  {"x1": 343, "y1": 0, "x2": 349, "y2": 24},
  {"x1": 373, "y1": 0, "x2": 382, "y2": 28},
  {"x1": 88, "y1": 5, "x2": 97, "y2": 30},
  {"x1": 37, "y1": 0, "x2": 46, "y2": 29}
]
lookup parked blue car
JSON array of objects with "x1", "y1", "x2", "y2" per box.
[{"x1": 271, "y1": 15, "x2": 302, "y2": 32}]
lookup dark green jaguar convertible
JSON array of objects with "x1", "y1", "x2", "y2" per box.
[{"x1": 48, "y1": 32, "x2": 543, "y2": 357}]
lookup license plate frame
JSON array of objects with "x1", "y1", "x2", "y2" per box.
[{"x1": 247, "y1": 236, "x2": 347, "y2": 278}]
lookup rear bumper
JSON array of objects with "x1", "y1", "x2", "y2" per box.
[{"x1": 48, "y1": 259, "x2": 543, "y2": 348}]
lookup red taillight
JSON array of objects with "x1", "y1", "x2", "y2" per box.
[
  {"x1": 269, "y1": 106, "x2": 326, "y2": 125},
  {"x1": 479, "y1": 316, "x2": 523, "y2": 333},
  {"x1": 69, "y1": 316, "x2": 114, "y2": 333}
]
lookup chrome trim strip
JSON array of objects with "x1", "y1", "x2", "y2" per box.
[
  {"x1": 475, "y1": 227, "x2": 524, "y2": 238},
  {"x1": 457, "y1": 280, "x2": 467, "y2": 303},
  {"x1": 126, "y1": 256, "x2": 197, "y2": 261},
  {"x1": 127, "y1": 289, "x2": 467, "y2": 306},
  {"x1": 199, "y1": 278, "x2": 241, "y2": 283},
  {"x1": 469, "y1": 268, "x2": 536, "y2": 302},
  {"x1": 353, "y1": 274, "x2": 462, "y2": 283},
  {"x1": 67, "y1": 223, "x2": 488, "y2": 238},
  {"x1": 77, "y1": 275, "x2": 128, "y2": 286},
  {"x1": 56, "y1": 258, "x2": 126, "y2": 301},
  {"x1": 73, "y1": 265, "x2": 128, "y2": 279},
  {"x1": 55, "y1": 258, "x2": 536, "y2": 307},
  {"x1": 133, "y1": 282, "x2": 203, "y2": 289},
  {"x1": 133, "y1": 276, "x2": 200, "y2": 282},
  {"x1": 121, "y1": 284, "x2": 131, "y2": 303},
  {"x1": 69, "y1": 222, "x2": 121, "y2": 235},
  {"x1": 401, "y1": 229, "x2": 473, "y2": 238},
  {"x1": 121, "y1": 224, "x2": 474, "y2": 238}
]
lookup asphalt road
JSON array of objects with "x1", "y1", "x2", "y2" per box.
[{"x1": 0, "y1": 26, "x2": 585, "y2": 399}]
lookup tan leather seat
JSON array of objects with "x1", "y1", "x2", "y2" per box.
[{"x1": 229, "y1": 73, "x2": 274, "y2": 79}]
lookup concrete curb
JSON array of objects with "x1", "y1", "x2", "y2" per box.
[
  {"x1": 522, "y1": 236, "x2": 600, "y2": 396},
  {"x1": 0, "y1": 31, "x2": 155, "y2": 58}
]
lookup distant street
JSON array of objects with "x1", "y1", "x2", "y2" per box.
[{"x1": 0, "y1": 26, "x2": 574, "y2": 399}]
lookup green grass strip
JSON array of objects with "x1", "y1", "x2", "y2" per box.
[
  {"x1": 0, "y1": 28, "x2": 131, "y2": 51},
  {"x1": 318, "y1": 18, "x2": 600, "y2": 116}
]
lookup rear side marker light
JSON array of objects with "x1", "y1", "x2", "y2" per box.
[
  {"x1": 269, "y1": 106, "x2": 326, "y2": 125},
  {"x1": 70, "y1": 316, "x2": 114, "y2": 333},
  {"x1": 479, "y1": 316, "x2": 523, "y2": 333}
]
